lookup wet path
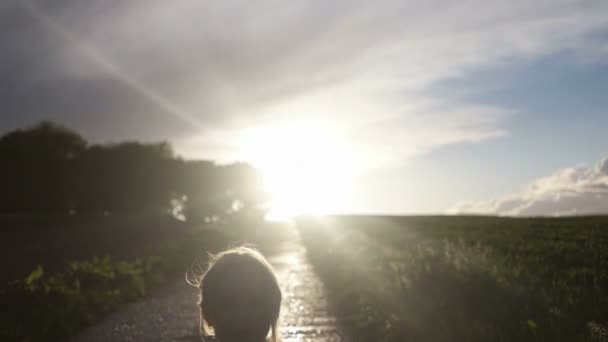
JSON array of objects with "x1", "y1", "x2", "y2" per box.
[
  {"x1": 269, "y1": 234, "x2": 343, "y2": 342},
  {"x1": 73, "y1": 228, "x2": 345, "y2": 342}
]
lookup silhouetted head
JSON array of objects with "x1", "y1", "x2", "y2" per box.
[{"x1": 197, "y1": 247, "x2": 282, "y2": 342}]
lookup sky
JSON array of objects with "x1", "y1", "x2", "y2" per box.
[{"x1": 1, "y1": 0, "x2": 608, "y2": 215}]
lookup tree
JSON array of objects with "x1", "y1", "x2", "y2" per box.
[
  {"x1": 0, "y1": 121, "x2": 87, "y2": 212},
  {"x1": 0, "y1": 121, "x2": 267, "y2": 221}
]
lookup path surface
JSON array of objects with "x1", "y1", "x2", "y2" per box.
[{"x1": 73, "y1": 228, "x2": 345, "y2": 342}]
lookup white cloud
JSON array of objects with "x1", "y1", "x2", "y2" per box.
[
  {"x1": 450, "y1": 157, "x2": 608, "y2": 216},
  {"x1": 14, "y1": 0, "x2": 608, "y2": 166}
]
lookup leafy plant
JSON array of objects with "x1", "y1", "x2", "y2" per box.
[{"x1": 0, "y1": 227, "x2": 228, "y2": 342}]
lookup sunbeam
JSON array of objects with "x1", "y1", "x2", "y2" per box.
[{"x1": 20, "y1": 0, "x2": 203, "y2": 129}]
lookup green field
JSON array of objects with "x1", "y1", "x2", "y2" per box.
[{"x1": 298, "y1": 215, "x2": 608, "y2": 342}]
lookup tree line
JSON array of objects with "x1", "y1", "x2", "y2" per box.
[{"x1": 0, "y1": 121, "x2": 266, "y2": 221}]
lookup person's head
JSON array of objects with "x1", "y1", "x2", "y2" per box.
[{"x1": 196, "y1": 246, "x2": 282, "y2": 342}]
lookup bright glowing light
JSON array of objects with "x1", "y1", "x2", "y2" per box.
[{"x1": 239, "y1": 121, "x2": 355, "y2": 220}]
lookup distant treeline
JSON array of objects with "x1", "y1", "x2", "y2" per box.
[{"x1": 0, "y1": 121, "x2": 265, "y2": 220}]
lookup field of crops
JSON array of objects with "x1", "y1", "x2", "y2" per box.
[{"x1": 298, "y1": 215, "x2": 608, "y2": 342}]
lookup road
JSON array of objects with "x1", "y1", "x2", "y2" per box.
[{"x1": 73, "y1": 228, "x2": 345, "y2": 342}]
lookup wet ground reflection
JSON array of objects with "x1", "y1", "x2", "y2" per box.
[
  {"x1": 268, "y1": 232, "x2": 343, "y2": 342},
  {"x1": 73, "y1": 228, "x2": 344, "y2": 342}
]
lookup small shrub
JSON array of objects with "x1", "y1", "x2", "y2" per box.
[{"x1": 0, "y1": 227, "x2": 228, "y2": 341}]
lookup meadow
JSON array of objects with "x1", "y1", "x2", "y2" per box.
[{"x1": 298, "y1": 215, "x2": 608, "y2": 342}]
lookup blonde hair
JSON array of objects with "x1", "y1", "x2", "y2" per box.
[{"x1": 195, "y1": 246, "x2": 282, "y2": 342}]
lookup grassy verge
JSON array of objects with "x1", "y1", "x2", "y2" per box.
[
  {"x1": 299, "y1": 216, "x2": 608, "y2": 342},
  {"x1": 0, "y1": 224, "x2": 230, "y2": 342}
]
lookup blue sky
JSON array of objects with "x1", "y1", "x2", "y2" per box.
[
  {"x1": 1, "y1": 0, "x2": 608, "y2": 215},
  {"x1": 346, "y1": 49, "x2": 608, "y2": 214},
  {"x1": 396, "y1": 51, "x2": 608, "y2": 213}
]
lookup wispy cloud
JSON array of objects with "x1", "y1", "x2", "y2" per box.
[{"x1": 3, "y1": 0, "x2": 608, "y2": 165}]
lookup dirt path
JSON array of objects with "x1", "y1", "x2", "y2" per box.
[{"x1": 73, "y1": 228, "x2": 345, "y2": 342}]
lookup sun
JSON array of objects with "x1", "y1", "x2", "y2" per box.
[{"x1": 239, "y1": 122, "x2": 354, "y2": 220}]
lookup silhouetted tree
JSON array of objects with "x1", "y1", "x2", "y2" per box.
[
  {"x1": 0, "y1": 121, "x2": 86, "y2": 212},
  {"x1": 0, "y1": 121, "x2": 265, "y2": 222}
]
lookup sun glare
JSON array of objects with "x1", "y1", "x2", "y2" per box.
[{"x1": 239, "y1": 122, "x2": 354, "y2": 220}]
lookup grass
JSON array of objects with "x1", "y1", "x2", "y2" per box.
[
  {"x1": 0, "y1": 221, "x2": 230, "y2": 342},
  {"x1": 298, "y1": 215, "x2": 608, "y2": 342},
  {"x1": 0, "y1": 214, "x2": 289, "y2": 342}
]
